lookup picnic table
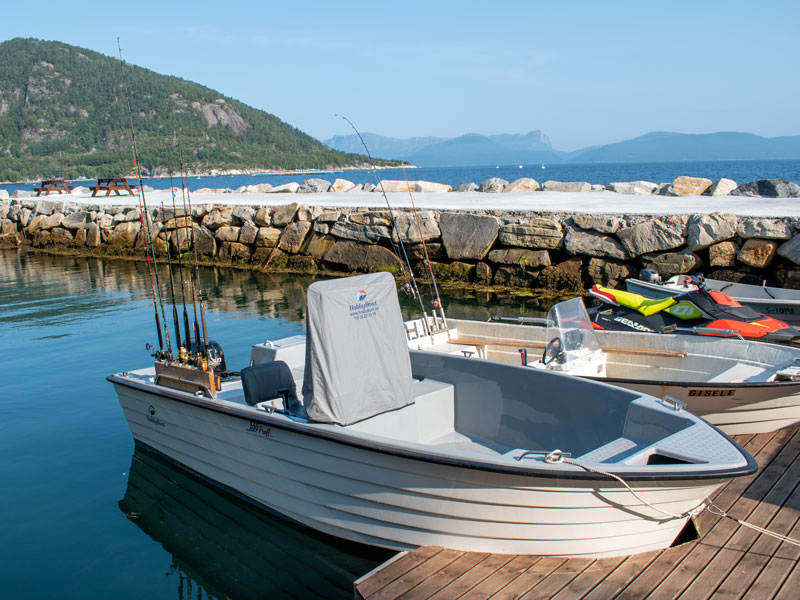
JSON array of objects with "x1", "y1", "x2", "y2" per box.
[
  {"x1": 34, "y1": 179, "x2": 73, "y2": 196},
  {"x1": 90, "y1": 178, "x2": 138, "y2": 197}
]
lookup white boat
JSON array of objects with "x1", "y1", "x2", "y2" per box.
[
  {"x1": 626, "y1": 272, "x2": 800, "y2": 326},
  {"x1": 407, "y1": 298, "x2": 800, "y2": 435},
  {"x1": 109, "y1": 273, "x2": 755, "y2": 558}
]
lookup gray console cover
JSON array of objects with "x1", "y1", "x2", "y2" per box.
[{"x1": 302, "y1": 272, "x2": 415, "y2": 425}]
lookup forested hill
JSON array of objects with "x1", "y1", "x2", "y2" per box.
[{"x1": 0, "y1": 38, "x2": 395, "y2": 182}]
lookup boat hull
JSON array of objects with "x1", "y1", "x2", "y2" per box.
[{"x1": 113, "y1": 381, "x2": 724, "y2": 558}]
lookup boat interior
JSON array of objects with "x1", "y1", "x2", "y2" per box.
[{"x1": 407, "y1": 316, "x2": 800, "y2": 385}]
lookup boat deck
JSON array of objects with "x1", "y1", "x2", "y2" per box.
[{"x1": 354, "y1": 426, "x2": 800, "y2": 599}]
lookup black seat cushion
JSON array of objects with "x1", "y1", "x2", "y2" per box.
[{"x1": 240, "y1": 361, "x2": 299, "y2": 412}]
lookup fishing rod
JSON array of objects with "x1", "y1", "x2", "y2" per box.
[
  {"x1": 159, "y1": 180, "x2": 183, "y2": 357},
  {"x1": 169, "y1": 167, "x2": 192, "y2": 362},
  {"x1": 178, "y1": 131, "x2": 210, "y2": 365},
  {"x1": 402, "y1": 166, "x2": 447, "y2": 330},
  {"x1": 117, "y1": 38, "x2": 172, "y2": 359},
  {"x1": 176, "y1": 133, "x2": 203, "y2": 362},
  {"x1": 335, "y1": 114, "x2": 432, "y2": 334}
]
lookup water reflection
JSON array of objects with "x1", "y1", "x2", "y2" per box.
[
  {"x1": 120, "y1": 447, "x2": 390, "y2": 600},
  {"x1": 1, "y1": 249, "x2": 552, "y2": 327}
]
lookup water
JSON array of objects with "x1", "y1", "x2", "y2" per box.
[
  {"x1": 0, "y1": 249, "x2": 549, "y2": 599},
  {"x1": 2, "y1": 159, "x2": 799, "y2": 195}
]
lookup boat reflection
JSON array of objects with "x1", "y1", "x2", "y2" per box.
[{"x1": 119, "y1": 446, "x2": 390, "y2": 600}]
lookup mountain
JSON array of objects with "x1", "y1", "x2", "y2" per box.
[
  {"x1": 325, "y1": 130, "x2": 562, "y2": 166},
  {"x1": 0, "y1": 38, "x2": 397, "y2": 182},
  {"x1": 569, "y1": 132, "x2": 800, "y2": 163}
]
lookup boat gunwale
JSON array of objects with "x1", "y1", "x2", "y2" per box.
[
  {"x1": 587, "y1": 375, "x2": 800, "y2": 390},
  {"x1": 626, "y1": 278, "x2": 800, "y2": 307},
  {"x1": 107, "y1": 373, "x2": 758, "y2": 482}
]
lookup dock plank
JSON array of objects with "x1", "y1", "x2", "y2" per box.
[
  {"x1": 356, "y1": 428, "x2": 800, "y2": 600},
  {"x1": 427, "y1": 553, "x2": 516, "y2": 600},
  {"x1": 679, "y1": 431, "x2": 800, "y2": 599}
]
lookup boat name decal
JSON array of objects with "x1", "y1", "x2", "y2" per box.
[
  {"x1": 248, "y1": 420, "x2": 271, "y2": 438},
  {"x1": 688, "y1": 389, "x2": 735, "y2": 397},
  {"x1": 349, "y1": 299, "x2": 379, "y2": 321},
  {"x1": 146, "y1": 405, "x2": 166, "y2": 427},
  {"x1": 613, "y1": 316, "x2": 654, "y2": 332}
]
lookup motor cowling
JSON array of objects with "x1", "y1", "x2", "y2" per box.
[{"x1": 639, "y1": 269, "x2": 661, "y2": 283}]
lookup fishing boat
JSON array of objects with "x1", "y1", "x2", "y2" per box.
[
  {"x1": 626, "y1": 271, "x2": 800, "y2": 326},
  {"x1": 110, "y1": 272, "x2": 756, "y2": 558},
  {"x1": 406, "y1": 297, "x2": 800, "y2": 435}
]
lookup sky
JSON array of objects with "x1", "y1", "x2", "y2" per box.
[{"x1": 1, "y1": 1, "x2": 798, "y2": 151}]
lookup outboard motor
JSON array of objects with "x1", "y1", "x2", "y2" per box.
[{"x1": 639, "y1": 269, "x2": 661, "y2": 284}]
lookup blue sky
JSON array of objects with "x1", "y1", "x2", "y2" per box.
[{"x1": 2, "y1": 1, "x2": 798, "y2": 150}]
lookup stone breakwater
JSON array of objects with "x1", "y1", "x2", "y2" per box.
[{"x1": 3, "y1": 196, "x2": 800, "y2": 291}]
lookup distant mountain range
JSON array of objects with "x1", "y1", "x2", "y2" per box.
[{"x1": 325, "y1": 130, "x2": 800, "y2": 167}]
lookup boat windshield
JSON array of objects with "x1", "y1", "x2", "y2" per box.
[{"x1": 544, "y1": 297, "x2": 601, "y2": 360}]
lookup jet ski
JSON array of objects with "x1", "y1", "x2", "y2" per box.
[{"x1": 589, "y1": 280, "x2": 800, "y2": 346}]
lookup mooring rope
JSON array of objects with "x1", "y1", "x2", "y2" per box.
[{"x1": 535, "y1": 450, "x2": 800, "y2": 547}]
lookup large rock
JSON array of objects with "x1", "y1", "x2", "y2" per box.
[
  {"x1": 218, "y1": 242, "x2": 252, "y2": 262},
  {"x1": 349, "y1": 211, "x2": 392, "y2": 227},
  {"x1": 256, "y1": 227, "x2": 281, "y2": 247},
  {"x1": 277, "y1": 221, "x2": 312, "y2": 253},
  {"x1": 272, "y1": 203, "x2": 299, "y2": 226},
  {"x1": 0, "y1": 190, "x2": 9, "y2": 200},
  {"x1": 377, "y1": 180, "x2": 451, "y2": 193},
  {"x1": 498, "y1": 219, "x2": 563, "y2": 249},
  {"x1": 778, "y1": 235, "x2": 800, "y2": 265},
  {"x1": 243, "y1": 183, "x2": 273, "y2": 193},
  {"x1": 706, "y1": 178, "x2": 738, "y2": 196},
  {"x1": 85, "y1": 222, "x2": 101, "y2": 247},
  {"x1": 453, "y1": 182, "x2": 478, "y2": 192},
  {"x1": 732, "y1": 179, "x2": 800, "y2": 198},
  {"x1": 60, "y1": 210, "x2": 92, "y2": 231},
  {"x1": 503, "y1": 178, "x2": 539, "y2": 192},
  {"x1": 214, "y1": 226, "x2": 240, "y2": 242},
  {"x1": 106, "y1": 221, "x2": 141, "y2": 246},
  {"x1": 303, "y1": 232, "x2": 336, "y2": 258},
  {"x1": 665, "y1": 176, "x2": 713, "y2": 196},
  {"x1": 708, "y1": 241, "x2": 738, "y2": 267},
  {"x1": 487, "y1": 248, "x2": 550, "y2": 267},
  {"x1": 329, "y1": 221, "x2": 390, "y2": 244},
  {"x1": 392, "y1": 211, "x2": 440, "y2": 243},
  {"x1": 738, "y1": 239, "x2": 777, "y2": 268},
  {"x1": 254, "y1": 207, "x2": 272, "y2": 227},
  {"x1": 329, "y1": 178, "x2": 355, "y2": 193},
  {"x1": 232, "y1": 205, "x2": 256, "y2": 223},
  {"x1": 640, "y1": 250, "x2": 702, "y2": 277},
  {"x1": 268, "y1": 182, "x2": 300, "y2": 194},
  {"x1": 538, "y1": 259, "x2": 583, "y2": 291},
  {"x1": 737, "y1": 218, "x2": 793, "y2": 240},
  {"x1": 606, "y1": 181, "x2": 658, "y2": 195},
  {"x1": 478, "y1": 178, "x2": 508, "y2": 193},
  {"x1": 1, "y1": 219, "x2": 17, "y2": 235},
  {"x1": 201, "y1": 207, "x2": 234, "y2": 230},
  {"x1": 571, "y1": 215, "x2": 624, "y2": 234},
  {"x1": 686, "y1": 213, "x2": 737, "y2": 251},
  {"x1": 541, "y1": 181, "x2": 591, "y2": 192},
  {"x1": 297, "y1": 178, "x2": 331, "y2": 193},
  {"x1": 564, "y1": 227, "x2": 627, "y2": 259},
  {"x1": 323, "y1": 240, "x2": 403, "y2": 272},
  {"x1": 587, "y1": 258, "x2": 636, "y2": 288},
  {"x1": 616, "y1": 219, "x2": 685, "y2": 257},
  {"x1": 171, "y1": 225, "x2": 216, "y2": 256},
  {"x1": 439, "y1": 213, "x2": 499, "y2": 260},
  {"x1": 239, "y1": 221, "x2": 258, "y2": 245}
]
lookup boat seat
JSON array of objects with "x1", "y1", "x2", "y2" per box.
[{"x1": 240, "y1": 360, "x2": 299, "y2": 412}]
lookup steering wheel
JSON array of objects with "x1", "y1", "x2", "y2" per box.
[{"x1": 542, "y1": 336, "x2": 565, "y2": 365}]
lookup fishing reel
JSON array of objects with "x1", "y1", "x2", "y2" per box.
[
  {"x1": 146, "y1": 342, "x2": 171, "y2": 362},
  {"x1": 401, "y1": 282, "x2": 416, "y2": 298}
]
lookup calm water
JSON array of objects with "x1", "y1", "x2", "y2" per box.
[
  {"x1": 2, "y1": 159, "x2": 799, "y2": 194},
  {"x1": 0, "y1": 249, "x2": 549, "y2": 599}
]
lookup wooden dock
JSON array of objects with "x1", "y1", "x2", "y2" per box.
[{"x1": 355, "y1": 427, "x2": 800, "y2": 599}]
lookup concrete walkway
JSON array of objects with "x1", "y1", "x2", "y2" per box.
[{"x1": 46, "y1": 190, "x2": 800, "y2": 217}]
